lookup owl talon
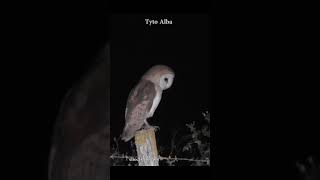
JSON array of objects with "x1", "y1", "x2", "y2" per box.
[
  {"x1": 147, "y1": 126, "x2": 160, "y2": 132},
  {"x1": 152, "y1": 126, "x2": 160, "y2": 132},
  {"x1": 143, "y1": 123, "x2": 160, "y2": 132}
]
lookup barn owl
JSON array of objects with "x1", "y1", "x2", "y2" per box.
[{"x1": 121, "y1": 65, "x2": 175, "y2": 142}]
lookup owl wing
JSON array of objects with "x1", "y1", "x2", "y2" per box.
[{"x1": 121, "y1": 79, "x2": 156, "y2": 142}]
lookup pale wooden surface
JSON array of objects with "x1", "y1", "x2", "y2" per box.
[{"x1": 134, "y1": 128, "x2": 159, "y2": 166}]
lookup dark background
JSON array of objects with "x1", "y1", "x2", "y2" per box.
[
  {"x1": 2, "y1": 3, "x2": 319, "y2": 179},
  {"x1": 2, "y1": 12, "x2": 109, "y2": 179},
  {"x1": 110, "y1": 14, "x2": 211, "y2": 155},
  {"x1": 214, "y1": 9, "x2": 320, "y2": 179}
]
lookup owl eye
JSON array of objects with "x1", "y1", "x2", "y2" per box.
[{"x1": 164, "y1": 77, "x2": 168, "y2": 83}]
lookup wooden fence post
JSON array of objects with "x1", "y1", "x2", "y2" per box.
[{"x1": 134, "y1": 128, "x2": 159, "y2": 166}]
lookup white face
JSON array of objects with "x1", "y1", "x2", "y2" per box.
[{"x1": 159, "y1": 73, "x2": 174, "y2": 90}]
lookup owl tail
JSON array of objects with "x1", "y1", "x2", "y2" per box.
[{"x1": 121, "y1": 125, "x2": 135, "y2": 142}]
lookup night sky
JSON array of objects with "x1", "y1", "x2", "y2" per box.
[{"x1": 110, "y1": 14, "x2": 211, "y2": 153}]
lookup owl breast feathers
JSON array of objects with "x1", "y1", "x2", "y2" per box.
[{"x1": 121, "y1": 65, "x2": 174, "y2": 142}]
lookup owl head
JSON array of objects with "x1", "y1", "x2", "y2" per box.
[{"x1": 142, "y1": 65, "x2": 175, "y2": 90}]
